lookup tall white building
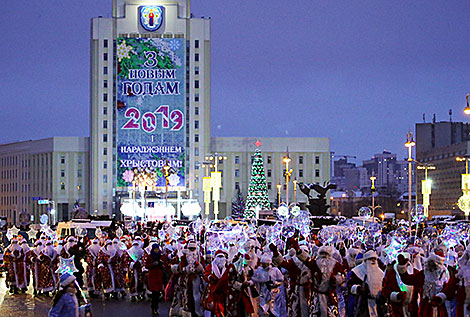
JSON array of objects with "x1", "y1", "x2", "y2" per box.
[{"x1": 90, "y1": 0, "x2": 211, "y2": 215}]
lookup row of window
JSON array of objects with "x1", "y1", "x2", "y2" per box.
[
  {"x1": 60, "y1": 170, "x2": 83, "y2": 178},
  {"x1": 231, "y1": 155, "x2": 321, "y2": 165}
]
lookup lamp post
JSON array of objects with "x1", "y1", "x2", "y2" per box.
[
  {"x1": 416, "y1": 164, "x2": 435, "y2": 218},
  {"x1": 464, "y1": 94, "x2": 470, "y2": 115},
  {"x1": 201, "y1": 161, "x2": 214, "y2": 218},
  {"x1": 277, "y1": 183, "x2": 282, "y2": 206},
  {"x1": 405, "y1": 130, "x2": 416, "y2": 230},
  {"x1": 457, "y1": 156, "x2": 470, "y2": 219},
  {"x1": 205, "y1": 153, "x2": 227, "y2": 220},
  {"x1": 283, "y1": 152, "x2": 292, "y2": 205},
  {"x1": 370, "y1": 175, "x2": 376, "y2": 211},
  {"x1": 293, "y1": 179, "x2": 298, "y2": 204}
]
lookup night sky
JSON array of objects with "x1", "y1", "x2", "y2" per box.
[{"x1": 2, "y1": 0, "x2": 470, "y2": 164}]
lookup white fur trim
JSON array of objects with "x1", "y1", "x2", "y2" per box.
[
  {"x1": 351, "y1": 284, "x2": 360, "y2": 295},
  {"x1": 297, "y1": 249, "x2": 309, "y2": 262},
  {"x1": 390, "y1": 292, "x2": 400, "y2": 302},
  {"x1": 396, "y1": 264, "x2": 407, "y2": 274},
  {"x1": 171, "y1": 264, "x2": 179, "y2": 273},
  {"x1": 436, "y1": 292, "x2": 446, "y2": 302}
]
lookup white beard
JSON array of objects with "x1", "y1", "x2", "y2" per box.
[
  {"x1": 316, "y1": 256, "x2": 336, "y2": 292},
  {"x1": 423, "y1": 263, "x2": 449, "y2": 298},
  {"x1": 352, "y1": 262, "x2": 384, "y2": 297},
  {"x1": 186, "y1": 251, "x2": 198, "y2": 265}
]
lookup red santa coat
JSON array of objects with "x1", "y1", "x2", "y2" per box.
[
  {"x1": 144, "y1": 251, "x2": 164, "y2": 292},
  {"x1": 214, "y1": 263, "x2": 254, "y2": 317},
  {"x1": 4, "y1": 246, "x2": 26, "y2": 289},
  {"x1": 382, "y1": 266, "x2": 419, "y2": 317},
  {"x1": 85, "y1": 245, "x2": 101, "y2": 291},
  {"x1": 97, "y1": 248, "x2": 116, "y2": 293},
  {"x1": 400, "y1": 269, "x2": 449, "y2": 317},
  {"x1": 441, "y1": 273, "x2": 468, "y2": 317},
  {"x1": 201, "y1": 263, "x2": 225, "y2": 314},
  {"x1": 37, "y1": 249, "x2": 59, "y2": 292}
]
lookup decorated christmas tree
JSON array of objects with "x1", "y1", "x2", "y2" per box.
[
  {"x1": 244, "y1": 148, "x2": 271, "y2": 218},
  {"x1": 231, "y1": 188, "x2": 245, "y2": 219}
]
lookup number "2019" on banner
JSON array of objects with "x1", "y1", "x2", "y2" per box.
[{"x1": 122, "y1": 105, "x2": 183, "y2": 133}]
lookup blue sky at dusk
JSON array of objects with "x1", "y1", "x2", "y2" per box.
[{"x1": 1, "y1": 1, "x2": 470, "y2": 163}]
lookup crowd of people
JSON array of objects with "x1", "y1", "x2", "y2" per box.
[{"x1": 1, "y1": 222, "x2": 470, "y2": 317}]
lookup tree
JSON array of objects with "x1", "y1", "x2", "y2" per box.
[
  {"x1": 244, "y1": 149, "x2": 271, "y2": 218},
  {"x1": 231, "y1": 188, "x2": 245, "y2": 219}
]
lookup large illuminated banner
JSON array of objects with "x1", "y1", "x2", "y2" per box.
[{"x1": 116, "y1": 37, "x2": 185, "y2": 190}]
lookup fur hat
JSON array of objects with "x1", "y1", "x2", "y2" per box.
[
  {"x1": 260, "y1": 253, "x2": 272, "y2": 264},
  {"x1": 59, "y1": 272, "x2": 76, "y2": 287},
  {"x1": 187, "y1": 240, "x2": 198, "y2": 249},
  {"x1": 318, "y1": 245, "x2": 334, "y2": 257},
  {"x1": 363, "y1": 250, "x2": 378, "y2": 261},
  {"x1": 428, "y1": 251, "x2": 446, "y2": 266},
  {"x1": 215, "y1": 249, "x2": 228, "y2": 257}
]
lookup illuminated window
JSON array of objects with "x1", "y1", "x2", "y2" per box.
[
  {"x1": 60, "y1": 182, "x2": 65, "y2": 190},
  {"x1": 235, "y1": 169, "x2": 240, "y2": 177},
  {"x1": 235, "y1": 156, "x2": 239, "y2": 164}
]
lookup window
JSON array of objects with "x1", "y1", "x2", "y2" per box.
[
  {"x1": 195, "y1": 53, "x2": 199, "y2": 62},
  {"x1": 103, "y1": 175, "x2": 108, "y2": 183},
  {"x1": 268, "y1": 182, "x2": 272, "y2": 190},
  {"x1": 78, "y1": 170, "x2": 82, "y2": 178},
  {"x1": 195, "y1": 80, "x2": 199, "y2": 89},
  {"x1": 60, "y1": 182, "x2": 65, "y2": 190},
  {"x1": 195, "y1": 66, "x2": 199, "y2": 75},
  {"x1": 104, "y1": 53, "x2": 108, "y2": 61},
  {"x1": 195, "y1": 148, "x2": 199, "y2": 156},
  {"x1": 315, "y1": 156, "x2": 320, "y2": 164},
  {"x1": 60, "y1": 156, "x2": 65, "y2": 164},
  {"x1": 235, "y1": 169, "x2": 240, "y2": 177},
  {"x1": 235, "y1": 156, "x2": 239, "y2": 164},
  {"x1": 103, "y1": 134, "x2": 108, "y2": 142},
  {"x1": 195, "y1": 134, "x2": 199, "y2": 142},
  {"x1": 235, "y1": 182, "x2": 240, "y2": 190},
  {"x1": 78, "y1": 156, "x2": 82, "y2": 165},
  {"x1": 195, "y1": 162, "x2": 199, "y2": 170},
  {"x1": 195, "y1": 93, "x2": 199, "y2": 102},
  {"x1": 104, "y1": 67, "x2": 108, "y2": 75},
  {"x1": 60, "y1": 170, "x2": 65, "y2": 177},
  {"x1": 267, "y1": 169, "x2": 272, "y2": 177},
  {"x1": 103, "y1": 120, "x2": 107, "y2": 129},
  {"x1": 103, "y1": 107, "x2": 107, "y2": 115},
  {"x1": 195, "y1": 120, "x2": 199, "y2": 129},
  {"x1": 103, "y1": 161, "x2": 107, "y2": 169},
  {"x1": 195, "y1": 40, "x2": 199, "y2": 48},
  {"x1": 104, "y1": 80, "x2": 108, "y2": 88},
  {"x1": 103, "y1": 93, "x2": 108, "y2": 102},
  {"x1": 299, "y1": 156, "x2": 304, "y2": 164},
  {"x1": 195, "y1": 107, "x2": 199, "y2": 115},
  {"x1": 251, "y1": 156, "x2": 254, "y2": 164},
  {"x1": 299, "y1": 169, "x2": 304, "y2": 177},
  {"x1": 267, "y1": 156, "x2": 272, "y2": 164},
  {"x1": 103, "y1": 148, "x2": 107, "y2": 155},
  {"x1": 103, "y1": 201, "x2": 107, "y2": 209},
  {"x1": 315, "y1": 169, "x2": 320, "y2": 177},
  {"x1": 104, "y1": 39, "x2": 108, "y2": 48}
]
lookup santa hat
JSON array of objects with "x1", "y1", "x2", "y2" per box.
[
  {"x1": 20, "y1": 240, "x2": 28, "y2": 245},
  {"x1": 299, "y1": 244, "x2": 309, "y2": 253},
  {"x1": 104, "y1": 239, "x2": 112, "y2": 245},
  {"x1": 46, "y1": 240, "x2": 53, "y2": 246},
  {"x1": 91, "y1": 239, "x2": 99, "y2": 244},
  {"x1": 355, "y1": 253, "x2": 364, "y2": 265},
  {"x1": 318, "y1": 245, "x2": 334, "y2": 257},
  {"x1": 214, "y1": 250, "x2": 228, "y2": 257},
  {"x1": 59, "y1": 272, "x2": 76, "y2": 288},
  {"x1": 428, "y1": 251, "x2": 446, "y2": 266},
  {"x1": 187, "y1": 240, "x2": 198, "y2": 249},
  {"x1": 260, "y1": 253, "x2": 272, "y2": 264},
  {"x1": 363, "y1": 250, "x2": 378, "y2": 261},
  {"x1": 67, "y1": 236, "x2": 77, "y2": 243},
  {"x1": 132, "y1": 239, "x2": 140, "y2": 246}
]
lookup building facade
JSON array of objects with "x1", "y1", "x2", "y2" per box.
[
  {"x1": 90, "y1": 0, "x2": 211, "y2": 215},
  {"x1": 210, "y1": 137, "x2": 331, "y2": 217},
  {"x1": 416, "y1": 121, "x2": 470, "y2": 216},
  {"x1": 0, "y1": 137, "x2": 89, "y2": 225}
]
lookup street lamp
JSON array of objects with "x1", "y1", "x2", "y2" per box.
[
  {"x1": 457, "y1": 156, "x2": 470, "y2": 219},
  {"x1": 201, "y1": 161, "x2": 214, "y2": 218},
  {"x1": 293, "y1": 179, "x2": 298, "y2": 204},
  {"x1": 205, "y1": 153, "x2": 227, "y2": 220},
  {"x1": 276, "y1": 183, "x2": 282, "y2": 206},
  {"x1": 464, "y1": 94, "x2": 470, "y2": 115},
  {"x1": 283, "y1": 152, "x2": 293, "y2": 205},
  {"x1": 405, "y1": 130, "x2": 416, "y2": 230},
  {"x1": 416, "y1": 164, "x2": 435, "y2": 218},
  {"x1": 370, "y1": 175, "x2": 376, "y2": 210}
]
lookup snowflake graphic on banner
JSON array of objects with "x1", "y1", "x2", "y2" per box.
[
  {"x1": 117, "y1": 40, "x2": 133, "y2": 62},
  {"x1": 168, "y1": 174, "x2": 180, "y2": 187},
  {"x1": 122, "y1": 170, "x2": 135, "y2": 183},
  {"x1": 169, "y1": 39, "x2": 181, "y2": 51}
]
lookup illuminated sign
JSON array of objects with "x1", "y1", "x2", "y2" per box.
[
  {"x1": 139, "y1": 6, "x2": 164, "y2": 32},
  {"x1": 116, "y1": 37, "x2": 185, "y2": 190}
]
